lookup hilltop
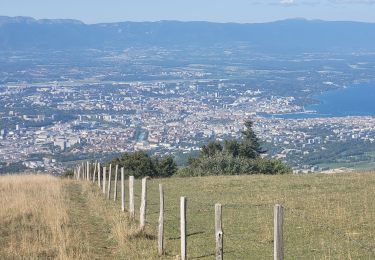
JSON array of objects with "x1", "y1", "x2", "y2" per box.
[{"x1": 1, "y1": 172, "x2": 375, "y2": 259}]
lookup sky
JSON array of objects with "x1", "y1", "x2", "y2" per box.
[{"x1": 1, "y1": 0, "x2": 375, "y2": 24}]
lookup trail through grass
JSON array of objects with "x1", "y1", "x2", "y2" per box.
[
  {"x1": 2, "y1": 173, "x2": 375, "y2": 259},
  {"x1": 0, "y1": 175, "x2": 120, "y2": 259},
  {"x1": 64, "y1": 182, "x2": 116, "y2": 259}
]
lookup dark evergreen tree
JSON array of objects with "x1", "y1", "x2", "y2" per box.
[
  {"x1": 157, "y1": 156, "x2": 177, "y2": 177},
  {"x1": 224, "y1": 139, "x2": 240, "y2": 157},
  {"x1": 201, "y1": 141, "x2": 223, "y2": 157},
  {"x1": 238, "y1": 120, "x2": 266, "y2": 159}
]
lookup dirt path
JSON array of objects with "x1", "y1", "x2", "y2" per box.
[{"x1": 65, "y1": 182, "x2": 116, "y2": 259}]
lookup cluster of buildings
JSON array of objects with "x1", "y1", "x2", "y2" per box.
[{"x1": 0, "y1": 80, "x2": 374, "y2": 174}]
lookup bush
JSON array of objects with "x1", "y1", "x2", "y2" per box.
[
  {"x1": 178, "y1": 153, "x2": 291, "y2": 177},
  {"x1": 107, "y1": 120, "x2": 290, "y2": 178},
  {"x1": 178, "y1": 120, "x2": 291, "y2": 177},
  {"x1": 109, "y1": 151, "x2": 177, "y2": 178}
]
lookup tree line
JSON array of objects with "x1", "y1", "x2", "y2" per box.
[{"x1": 106, "y1": 120, "x2": 291, "y2": 178}]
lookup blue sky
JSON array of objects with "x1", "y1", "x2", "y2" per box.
[{"x1": 1, "y1": 0, "x2": 375, "y2": 24}]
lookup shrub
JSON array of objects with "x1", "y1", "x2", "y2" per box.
[{"x1": 109, "y1": 151, "x2": 177, "y2": 178}]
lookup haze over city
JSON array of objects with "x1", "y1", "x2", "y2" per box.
[{"x1": 1, "y1": 0, "x2": 375, "y2": 23}]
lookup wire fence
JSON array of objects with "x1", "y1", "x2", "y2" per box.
[{"x1": 73, "y1": 162, "x2": 375, "y2": 259}]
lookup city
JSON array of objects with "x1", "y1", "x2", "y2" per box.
[{"x1": 1, "y1": 49, "x2": 375, "y2": 174}]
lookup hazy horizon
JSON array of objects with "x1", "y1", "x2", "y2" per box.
[
  {"x1": 1, "y1": 0, "x2": 375, "y2": 24},
  {"x1": 2, "y1": 15, "x2": 375, "y2": 25}
]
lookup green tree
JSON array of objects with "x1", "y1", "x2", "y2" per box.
[
  {"x1": 178, "y1": 120, "x2": 290, "y2": 176},
  {"x1": 109, "y1": 151, "x2": 178, "y2": 178},
  {"x1": 201, "y1": 141, "x2": 223, "y2": 157},
  {"x1": 238, "y1": 120, "x2": 265, "y2": 159},
  {"x1": 117, "y1": 151, "x2": 158, "y2": 178},
  {"x1": 224, "y1": 139, "x2": 240, "y2": 157},
  {"x1": 157, "y1": 156, "x2": 177, "y2": 177}
]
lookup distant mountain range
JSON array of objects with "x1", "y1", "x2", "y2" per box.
[{"x1": 1, "y1": 16, "x2": 375, "y2": 53}]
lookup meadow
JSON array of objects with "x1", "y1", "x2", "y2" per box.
[{"x1": 2, "y1": 172, "x2": 375, "y2": 259}]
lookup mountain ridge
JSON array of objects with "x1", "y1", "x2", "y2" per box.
[
  {"x1": 2, "y1": 16, "x2": 375, "y2": 26},
  {"x1": 1, "y1": 16, "x2": 375, "y2": 52}
]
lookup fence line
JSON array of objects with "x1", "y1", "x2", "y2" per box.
[{"x1": 72, "y1": 160, "x2": 374, "y2": 259}]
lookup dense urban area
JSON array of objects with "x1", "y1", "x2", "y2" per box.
[{"x1": 1, "y1": 47, "x2": 375, "y2": 174}]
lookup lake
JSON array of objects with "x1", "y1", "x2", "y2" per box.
[{"x1": 269, "y1": 84, "x2": 375, "y2": 119}]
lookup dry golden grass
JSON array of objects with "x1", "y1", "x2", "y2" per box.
[
  {"x1": 3, "y1": 172, "x2": 375, "y2": 259},
  {"x1": 0, "y1": 174, "x2": 158, "y2": 259},
  {"x1": 0, "y1": 174, "x2": 112, "y2": 259},
  {"x1": 0, "y1": 174, "x2": 73, "y2": 259}
]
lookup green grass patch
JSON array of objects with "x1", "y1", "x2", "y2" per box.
[{"x1": 104, "y1": 173, "x2": 375, "y2": 259}]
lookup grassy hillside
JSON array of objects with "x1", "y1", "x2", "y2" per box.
[
  {"x1": 131, "y1": 173, "x2": 375, "y2": 259},
  {"x1": 2, "y1": 173, "x2": 375, "y2": 259},
  {"x1": 0, "y1": 175, "x2": 135, "y2": 259}
]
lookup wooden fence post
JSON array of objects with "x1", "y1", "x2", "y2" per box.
[
  {"x1": 96, "y1": 161, "x2": 99, "y2": 182},
  {"x1": 89, "y1": 162, "x2": 91, "y2": 181},
  {"x1": 158, "y1": 184, "x2": 164, "y2": 256},
  {"x1": 98, "y1": 163, "x2": 101, "y2": 188},
  {"x1": 180, "y1": 197, "x2": 187, "y2": 260},
  {"x1": 215, "y1": 204, "x2": 223, "y2": 260},
  {"x1": 114, "y1": 164, "x2": 118, "y2": 201},
  {"x1": 129, "y1": 176, "x2": 135, "y2": 219},
  {"x1": 87, "y1": 161, "x2": 90, "y2": 181},
  {"x1": 83, "y1": 162, "x2": 86, "y2": 180},
  {"x1": 140, "y1": 177, "x2": 148, "y2": 230},
  {"x1": 274, "y1": 204, "x2": 284, "y2": 260},
  {"x1": 93, "y1": 161, "x2": 97, "y2": 183},
  {"x1": 107, "y1": 164, "x2": 112, "y2": 199},
  {"x1": 121, "y1": 167, "x2": 125, "y2": 212},
  {"x1": 103, "y1": 167, "x2": 106, "y2": 194}
]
